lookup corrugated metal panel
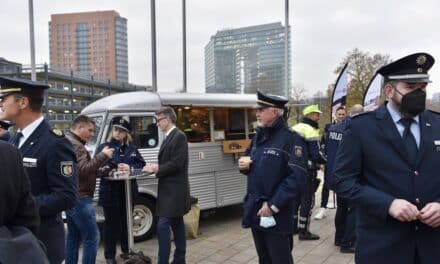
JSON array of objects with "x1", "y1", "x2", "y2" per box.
[
  {"x1": 188, "y1": 172, "x2": 217, "y2": 210},
  {"x1": 188, "y1": 142, "x2": 237, "y2": 174},
  {"x1": 215, "y1": 170, "x2": 247, "y2": 207}
]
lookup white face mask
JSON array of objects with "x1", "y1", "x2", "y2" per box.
[{"x1": 259, "y1": 216, "x2": 277, "y2": 228}]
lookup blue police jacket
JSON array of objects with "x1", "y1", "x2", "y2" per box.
[
  {"x1": 333, "y1": 104, "x2": 440, "y2": 264},
  {"x1": 325, "y1": 117, "x2": 349, "y2": 190},
  {"x1": 97, "y1": 140, "x2": 146, "y2": 207},
  {"x1": 241, "y1": 117, "x2": 307, "y2": 235},
  {"x1": 15, "y1": 119, "x2": 78, "y2": 264}
]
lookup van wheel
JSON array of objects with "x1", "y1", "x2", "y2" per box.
[{"x1": 133, "y1": 196, "x2": 156, "y2": 242}]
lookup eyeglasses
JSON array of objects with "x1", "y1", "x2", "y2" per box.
[{"x1": 156, "y1": 117, "x2": 167, "y2": 123}]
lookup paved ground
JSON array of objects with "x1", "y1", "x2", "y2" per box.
[{"x1": 89, "y1": 193, "x2": 355, "y2": 264}]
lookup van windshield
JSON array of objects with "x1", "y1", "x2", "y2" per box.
[{"x1": 85, "y1": 115, "x2": 104, "y2": 153}]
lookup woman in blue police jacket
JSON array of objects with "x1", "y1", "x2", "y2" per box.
[{"x1": 97, "y1": 117, "x2": 145, "y2": 263}]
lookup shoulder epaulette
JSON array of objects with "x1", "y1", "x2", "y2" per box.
[{"x1": 51, "y1": 128, "x2": 65, "y2": 137}]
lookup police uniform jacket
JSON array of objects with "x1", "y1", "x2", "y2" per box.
[
  {"x1": 15, "y1": 119, "x2": 78, "y2": 264},
  {"x1": 97, "y1": 141, "x2": 146, "y2": 207},
  {"x1": 333, "y1": 104, "x2": 440, "y2": 264},
  {"x1": 0, "y1": 131, "x2": 10, "y2": 141},
  {"x1": 325, "y1": 118, "x2": 349, "y2": 190},
  {"x1": 0, "y1": 141, "x2": 39, "y2": 234},
  {"x1": 241, "y1": 117, "x2": 307, "y2": 234}
]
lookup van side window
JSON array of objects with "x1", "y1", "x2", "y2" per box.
[
  {"x1": 129, "y1": 116, "x2": 159, "y2": 148},
  {"x1": 173, "y1": 107, "x2": 210, "y2": 143}
]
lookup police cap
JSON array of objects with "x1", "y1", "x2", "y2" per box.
[
  {"x1": 0, "y1": 120, "x2": 12, "y2": 130},
  {"x1": 111, "y1": 116, "x2": 132, "y2": 133},
  {"x1": 377, "y1": 52, "x2": 435, "y2": 83},
  {"x1": 0, "y1": 76, "x2": 49, "y2": 99},
  {"x1": 256, "y1": 91, "x2": 288, "y2": 109}
]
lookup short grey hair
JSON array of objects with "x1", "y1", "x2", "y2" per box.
[{"x1": 156, "y1": 106, "x2": 177, "y2": 124}]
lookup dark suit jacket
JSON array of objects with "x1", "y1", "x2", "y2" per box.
[
  {"x1": 156, "y1": 128, "x2": 190, "y2": 217},
  {"x1": 15, "y1": 120, "x2": 78, "y2": 264},
  {"x1": 0, "y1": 141, "x2": 39, "y2": 233},
  {"x1": 333, "y1": 104, "x2": 440, "y2": 264}
]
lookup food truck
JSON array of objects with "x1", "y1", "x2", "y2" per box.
[{"x1": 81, "y1": 91, "x2": 259, "y2": 241}]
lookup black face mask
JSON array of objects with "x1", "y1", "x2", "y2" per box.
[{"x1": 394, "y1": 88, "x2": 426, "y2": 117}]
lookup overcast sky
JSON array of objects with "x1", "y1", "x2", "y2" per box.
[{"x1": 1, "y1": 0, "x2": 440, "y2": 98}]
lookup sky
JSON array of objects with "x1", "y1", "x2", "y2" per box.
[{"x1": 1, "y1": 0, "x2": 440, "y2": 98}]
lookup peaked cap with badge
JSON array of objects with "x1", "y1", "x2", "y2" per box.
[
  {"x1": 111, "y1": 116, "x2": 132, "y2": 132},
  {"x1": 0, "y1": 76, "x2": 49, "y2": 99},
  {"x1": 377, "y1": 52, "x2": 435, "y2": 83},
  {"x1": 256, "y1": 91, "x2": 288, "y2": 109}
]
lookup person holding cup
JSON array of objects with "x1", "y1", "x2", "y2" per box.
[
  {"x1": 97, "y1": 117, "x2": 146, "y2": 264},
  {"x1": 239, "y1": 91, "x2": 308, "y2": 264}
]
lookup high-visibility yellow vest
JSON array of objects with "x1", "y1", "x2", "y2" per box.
[{"x1": 291, "y1": 123, "x2": 320, "y2": 141}]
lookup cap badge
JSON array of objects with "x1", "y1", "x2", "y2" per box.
[{"x1": 416, "y1": 55, "x2": 426, "y2": 66}]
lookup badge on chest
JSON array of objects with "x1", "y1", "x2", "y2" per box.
[{"x1": 23, "y1": 157, "x2": 37, "y2": 168}]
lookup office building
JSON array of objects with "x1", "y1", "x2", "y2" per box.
[
  {"x1": 205, "y1": 22, "x2": 291, "y2": 97},
  {"x1": 0, "y1": 60, "x2": 151, "y2": 130},
  {"x1": 49, "y1": 10, "x2": 128, "y2": 83}
]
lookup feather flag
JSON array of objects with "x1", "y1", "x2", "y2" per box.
[
  {"x1": 363, "y1": 73, "x2": 382, "y2": 112},
  {"x1": 331, "y1": 63, "x2": 349, "y2": 120}
]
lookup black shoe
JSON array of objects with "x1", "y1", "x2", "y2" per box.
[
  {"x1": 340, "y1": 246, "x2": 356, "y2": 254},
  {"x1": 106, "y1": 259, "x2": 117, "y2": 264},
  {"x1": 120, "y1": 252, "x2": 130, "y2": 260},
  {"x1": 293, "y1": 229, "x2": 299, "y2": 235},
  {"x1": 334, "y1": 240, "x2": 342, "y2": 247},
  {"x1": 298, "y1": 231, "x2": 320, "y2": 240}
]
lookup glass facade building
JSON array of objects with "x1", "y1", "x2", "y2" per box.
[{"x1": 205, "y1": 22, "x2": 291, "y2": 97}]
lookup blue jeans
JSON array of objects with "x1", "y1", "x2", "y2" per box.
[
  {"x1": 157, "y1": 216, "x2": 186, "y2": 264},
  {"x1": 65, "y1": 197, "x2": 100, "y2": 264}
]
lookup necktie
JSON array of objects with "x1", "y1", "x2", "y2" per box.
[
  {"x1": 10, "y1": 131, "x2": 23, "y2": 148},
  {"x1": 400, "y1": 118, "x2": 418, "y2": 165}
]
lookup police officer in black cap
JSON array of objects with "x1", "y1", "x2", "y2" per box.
[
  {"x1": 97, "y1": 116, "x2": 145, "y2": 264},
  {"x1": 239, "y1": 91, "x2": 307, "y2": 264},
  {"x1": 334, "y1": 52, "x2": 440, "y2": 264},
  {"x1": 0, "y1": 120, "x2": 12, "y2": 141},
  {"x1": 0, "y1": 76, "x2": 78, "y2": 264}
]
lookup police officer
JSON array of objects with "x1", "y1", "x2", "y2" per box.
[
  {"x1": 0, "y1": 76, "x2": 78, "y2": 264},
  {"x1": 334, "y1": 52, "x2": 440, "y2": 264},
  {"x1": 292, "y1": 104, "x2": 326, "y2": 240},
  {"x1": 0, "y1": 120, "x2": 12, "y2": 141},
  {"x1": 314, "y1": 106, "x2": 346, "y2": 220},
  {"x1": 97, "y1": 117, "x2": 145, "y2": 264},
  {"x1": 239, "y1": 91, "x2": 307, "y2": 264},
  {"x1": 326, "y1": 104, "x2": 363, "y2": 253}
]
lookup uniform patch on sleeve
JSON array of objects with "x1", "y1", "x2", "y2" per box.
[
  {"x1": 60, "y1": 161, "x2": 74, "y2": 177},
  {"x1": 294, "y1": 146, "x2": 303, "y2": 158}
]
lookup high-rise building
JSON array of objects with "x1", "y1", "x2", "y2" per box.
[
  {"x1": 205, "y1": 22, "x2": 291, "y2": 97},
  {"x1": 49, "y1": 10, "x2": 128, "y2": 83}
]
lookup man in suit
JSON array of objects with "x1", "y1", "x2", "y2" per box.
[
  {"x1": 143, "y1": 106, "x2": 190, "y2": 264},
  {"x1": 0, "y1": 76, "x2": 78, "y2": 264},
  {"x1": 333, "y1": 52, "x2": 440, "y2": 264},
  {"x1": 0, "y1": 140, "x2": 47, "y2": 263},
  {"x1": 0, "y1": 140, "x2": 39, "y2": 233}
]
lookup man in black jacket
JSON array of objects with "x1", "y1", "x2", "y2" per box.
[{"x1": 143, "y1": 107, "x2": 190, "y2": 264}]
